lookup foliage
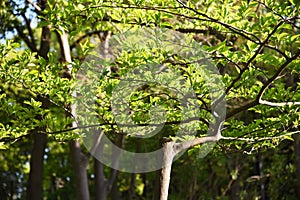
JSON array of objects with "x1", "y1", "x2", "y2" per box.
[{"x1": 0, "y1": 0, "x2": 299, "y2": 199}]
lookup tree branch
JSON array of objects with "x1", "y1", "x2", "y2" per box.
[
  {"x1": 14, "y1": 25, "x2": 38, "y2": 52},
  {"x1": 20, "y1": 12, "x2": 37, "y2": 52},
  {"x1": 226, "y1": 50, "x2": 299, "y2": 118},
  {"x1": 222, "y1": 130, "x2": 300, "y2": 143},
  {"x1": 26, "y1": 0, "x2": 42, "y2": 13},
  {"x1": 175, "y1": 0, "x2": 261, "y2": 42},
  {"x1": 42, "y1": 116, "x2": 209, "y2": 135},
  {"x1": 70, "y1": 30, "x2": 108, "y2": 50},
  {"x1": 259, "y1": 100, "x2": 300, "y2": 107},
  {"x1": 256, "y1": 50, "x2": 300, "y2": 102},
  {"x1": 76, "y1": 3, "x2": 288, "y2": 57},
  {"x1": 39, "y1": 24, "x2": 51, "y2": 58},
  {"x1": 174, "y1": 135, "x2": 220, "y2": 154},
  {"x1": 226, "y1": 20, "x2": 284, "y2": 94}
]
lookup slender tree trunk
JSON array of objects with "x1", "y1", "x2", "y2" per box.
[
  {"x1": 50, "y1": 175, "x2": 58, "y2": 200},
  {"x1": 160, "y1": 141, "x2": 175, "y2": 200},
  {"x1": 111, "y1": 177, "x2": 121, "y2": 200},
  {"x1": 257, "y1": 151, "x2": 265, "y2": 200},
  {"x1": 141, "y1": 173, "x2": 147, "y2": 198},
  {"x1": 69, "y1": 140, "x2": 90, "y2": 200},
  {"x1": 58, "y1": 27, "x2": 91, "y2": 200},
  {"x1": 94, "y1": 140, "x2": 108, "y2": 200},
  {"x1": 26, "y1": 3, "x2": 51, "y2": 195},
  {"x1": 93, "y1": 131, "x2": 122, "y2": 200},
  {"x1": 158, "y1": 135, "x2": 220, "y2": 200},
  {"x1": 26, "y1": 133, "x2": 47, "y2": 200},
  {"x1": 153, "y1": 170, "x2": 161, "y2": 200},
  {"x1": 294, "y1": 133, "x2": 300, "y2": 199},
  {"x1": 93, "y1": 31, "x2": 124, "y2": 200},
  {"x1": 128, "y1": 173, "x2": 136, "y2": 199},
  {"x1": 188, "y1": 168, "x2": 198, "y2": 200}
]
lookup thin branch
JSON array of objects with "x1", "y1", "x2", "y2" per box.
[
  {"x1": 212, "y1": 54, "x2": 242, "y2": 71},
  {"x1": 259, "y1": 99, "x2": 300, "y2": 107},
  {"x1": 80, "y1": 4, "x2": 288, "y2": 58},
  {"x1": 14, "y1": 25, "x2": 38, "y2": 52},
  {"x1": 226, "y1": 20, "x2": 284, "y2": 94},
  {"x1": 174, "y1": 135, "x2": 219, "y2": 154},
  {"x1": 256, "y1": 50, "x2": 300, "y2": 102},
  {"x1": 20, "y1": 12, "x2": 37, "y2": 51},
  {"x1": 70, "y1": 30, "x2": 108, "y2": 50},
  {"x1": 226, "y1": 100, "x2": 257, "y2": 119},
  {"x1": 26, "y1": 0, "x2": 42, "y2": 12},
  {"x1": 175, "y1": 0, "x2": 261, "y2": 42},
  {"x1": 5, "y1": 71, "x2": 75, "y2": 118},
  {"x1": 42, "y1": 116, "x2": 209, "y2": 135},
  {"x1": 174, "y1": 0, "x2": 288, "y2": 58},
  {"x1": 247, "y1": 21, "x2": 284, "y2": 67},
  {"x1": 90, "y1": 4, "x2": 259, "y2": 42},
  {"x1": 91, "y1": 4, "x2": 204, "y2": 21},
  {"x1": 173, "y1": 116, "x2": 225, "y2": 154},
  {"x1": 254, "y1": 0, "x2": 300, "y2": 29},
  {"x1": 226, "y1": 50, "x2": 299, "y2": 118},
  {"x1": 221, "y1": 130, "x2": 300, "y2": 142}
]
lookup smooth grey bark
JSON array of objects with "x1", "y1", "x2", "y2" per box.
[
  {"x1": 58, "y1": 27, "x2": 91, "y2": 200},
  {"x1": 159, "y1": 135, "x2": 220, "y2": 200},
  {"x1": 92, "y1": 31, "x2": 123, "y2": 200},
  {"x1": 93, "y1": 131, "x2": 123, "y2": 200},
  {"x1": 160, "y1": 141, "x2": 175, "y2": 200},
  {"x1": 94, "y1": 137, "x2": 107, "y2": 200},
  {"x1": 69, "y1": 140, "x2": 90, "y2": 200}
]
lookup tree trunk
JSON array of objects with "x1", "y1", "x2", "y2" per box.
[
  {"x1": 111, "y1": 177, "x2": 121, "y2": 200},
  {"x1": 94, "y1": 156, "x2": 108, "y2": 200},
  {"x1": 93, "y1": 131, "x2": 122, "y2": 200},
  {"x1": 26, "y1": 133, "x2": 47, "y2": 200},
  {"x1": 26, "y1": 1, "x2": 51, "y2": 195},
  {"x1": 58, "y1": 27, "x2": 91, "y2": 200},
  {"x1": 294, "y1": 133, "x2": 300, "y2": 199},
  {"x1": 69, "y1": 140, "x2": 90, "y2": 200},
  {"x1": 153, "y1": 170, "x2": 161, "y2": 200},
  {"x1": 128, "y1": 173, "x2": 136, "y2": 199},
  {"x1": 160, "y1": 141, "x2": 175, "y2": 200},
  {"x1": 257, "y1": 151, "x2": 266, "y2": 200}
]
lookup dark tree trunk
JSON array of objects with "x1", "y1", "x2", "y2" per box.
[
  {"x1": 111, "y1": 177, "x2": 121, "y2": 200},
  {"x1": 94, "y1": 157, "x2": 107, "y2": 200},
  {"x1": 26, "y1": 4, "x2": 51, "y2": 195},
  {"x1": 128, "y1": 173, "x2": 136, "y2": 200},
  {"x1": 294, "y1": 133, "x2": 300, "y2": 199},
  {"x1": 257, "y1": 151, "x2": 266, "y2": 200},
  {"x1": 26, "y1": 133, "x2": 47, "y2": 200},
  {"x1": 153, "y1": 170, "x2": 161, "y2": 200}
]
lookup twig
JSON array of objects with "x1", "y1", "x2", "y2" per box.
[
  {"x1": 26, "y1": 0, "x2": 42, "y2": 12},
  {"x1": 221, "y1": 130, "x2": 300, "y2": 142},
  {"x1": 259, "y1": 99, "x2": 300, "y2": 107}
]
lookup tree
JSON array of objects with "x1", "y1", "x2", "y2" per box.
[{"x1": 0, "y1": 0, "x2": 299, "y2": 199}]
